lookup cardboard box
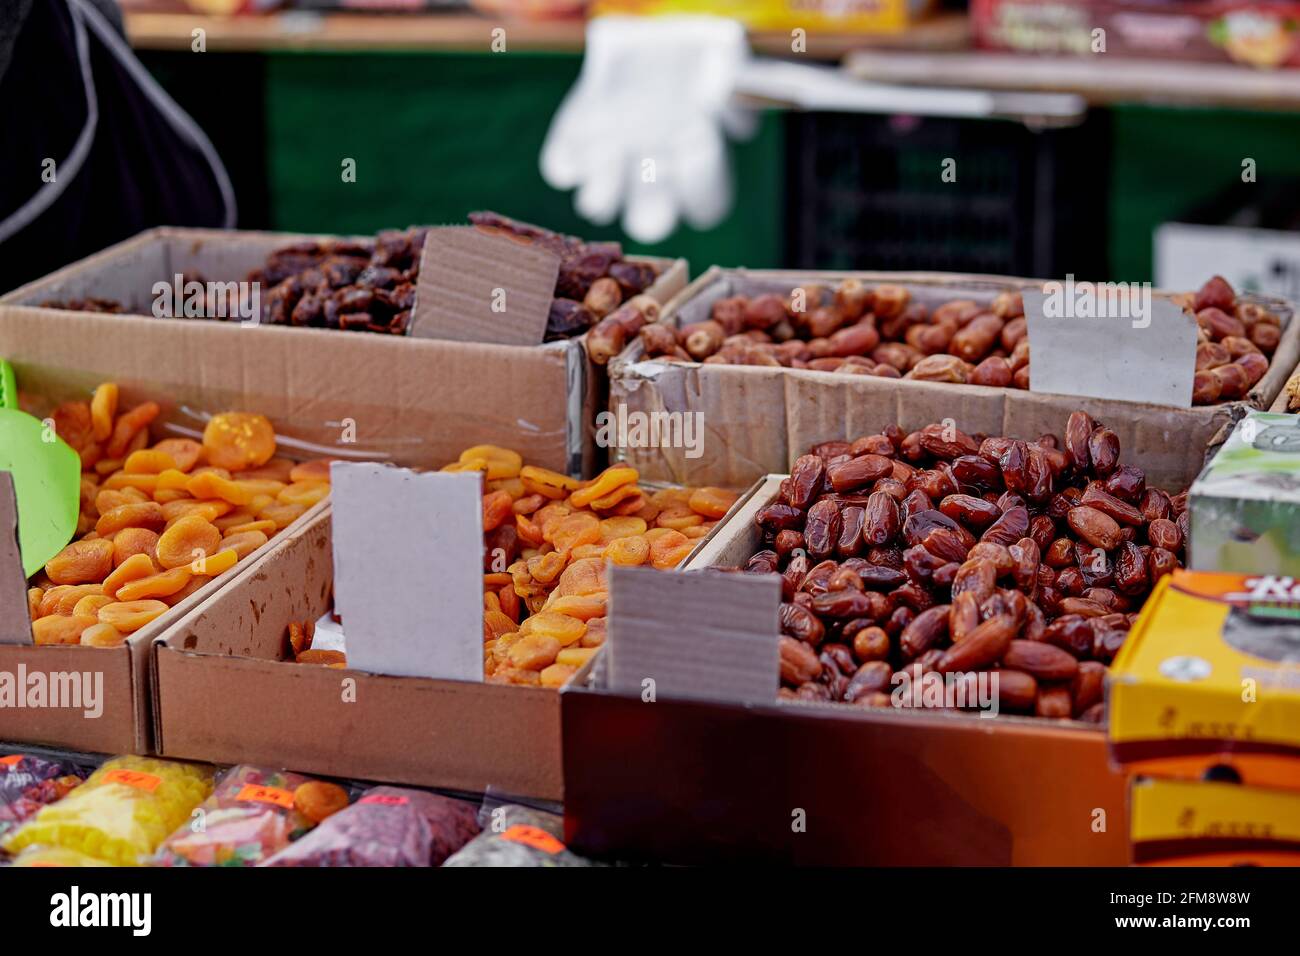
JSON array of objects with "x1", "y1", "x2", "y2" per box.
[
  {"x1": 1189, "y1": 411, "x2": 1300, "y2": 575},
  {"x1": 608, "y1": 267, "x2": 1298, "y2": 490},
  {"x1": 1, "y1": 226, "x2": 687, "y2": 477},
  {"x1": 150, "y1": 508, "x2": 566, "y2": 802},
  {"x1": 1130, "y1": 776, "x2": 1300, "y2": 866},
  {"x1": 1109, "y1": 570, "x2": 1300, "y2": 793},
  {"x1": 559, "y1": 474, "x2": 1131, "y2": 866},
  {"x1": 972, "y1": 0, "x2": 1300, "y2": 70}
]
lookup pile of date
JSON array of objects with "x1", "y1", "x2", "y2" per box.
[{"x1": 745, "y1": 411, "x2": 1188, "y2": 722}]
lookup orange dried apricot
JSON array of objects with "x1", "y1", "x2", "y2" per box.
[
  {"x1": 540, "y1": 663, "x2": 577, "y2": 688},
  {"x1": 220, "y1": 531, "x2": 268, "y2": 560},
  {"x1": 458, "y1": 445, "x2": 523, "y2": 480},
  {"x1": 156, "y1": 515, "x2": 222, "y2": 570},
  {"x1": 162, "y1": 575, "x2": 209, "y2": 607},
  {"x1": 257, "y1": 501, "x2": 307, "y2": 530},
  {"x1": 293, "y1": 781, "x2": 350, "y2": 824},
  {"x1": 599, "y1": 516, "x2": 647, "y2": 542},
  {"x1": 222, "y1": 518, "x2": 276, "y2": 537},
  {"x1": 54, "y1": 585, "x2": 103, "y2": 616},
  {"x1": 482, "y1": 490, "x2": 514, "y2": 532},
  {"x1": 588, "y1": 483, "x2": 643, "y2": 513},
  {"x1": 112, "y1": 528, "x2": 159, "y2": 567},
  {"x1": 649, "y1": 529, "x2": 694, "y2": 569},
  {"x1": 552, "y1": 557, "x2": 606, "y2": 598},
  {"x1": 508, "y1": 633, "x2": 562, "y2": 671},
  {"x1": 515, "y1": 513, "x2": 544, "y2": 547},
  {"x1": 98, "y1": 600, "x2": 168, "y2": 633},
  {"x1": 115, "y1": 567, "x2": 192, "y2": 602},
  {"x1": 656, "y1": 506, "x2": 705, "y2": 531},
  {"x1": 102, "y1": 553, "x2": 158, "y2": 599},
  {"x1": 295, "y1": 649, "x2": 346, "y2": 666},
  {"x1": 122, "y1": 449, "x2": 176, "y2": 474},
  {"x1": 45, "y1": 538, "x2": 114, "y2": 585},
  {"x1": 571, "y1": 544, "x2": 606, "y2": 560},
  {"x1": 489, "y1": 477, "x2": 526, "y2": 499},
  {"x1": 276, "y1": 480, "x2": 329, "y2": 508},
  {"x1": 520, "y1": 465, "x2": 580, "y2": 500},
  {"x1": 90, "y1": 383, "x2": 118, "y2": 443},
  {"x1": 556, "y1": 647, "x2": 599, "y2": 668},
  {"x1": 552, "y1": 513, "x2": 601, "y2": 552},
  {"x1": 52, "y1": 401, "x2": 94, "y2": 452},
  {"x1": 80, "y1": 622, "x2": 125, "y2": 648},
  {"x1": 191, "y1": 548, "x2": 237, "y2": 577},
  {"x1": 232, "y1": 479, "x2": 286, "y2": 499},
  {"x1": 33, "y1": 615, "x2": 98, "y2": 646},
  {"x1": 237, "y1": 458, "x2": 294, "y2": 482},
  {"x1": 527, "y1": 551, "x2": 568, "y2": 586},
  {"x1": 202, "y1": 411, "x2": 276, "y2": 471},
  {"x1": 484, "y1": 609, "x2": 517, "y2": 642},
  {"x1": 154, "y1": 469, "x2": 192, "y2": 493},
  {"x1": 151, "y1": 438, "x2": 202, "y2": 472},
  {"x1": 288, "y1": 458, "x2": 335, "y2": 483},
  {"x1": 610, "y1": 492, "x2": 647, "y2": 516},
  {"x1": 105, "y1": 401, "x2": 160, "y2": 459},
  {"x1": 37, "y1": 586, "x2": 74, "y2": 618},
  {"x1": 187, "y1": 471, "x2": 252, "y2": 506},
  {"x1": 72, "y1": 594, "x2": 115, "y2": 618},
  {"x1": 94, "y1": 457, "x2": 124, "y2": 477},
  {"x1": 95, "y1": 501, "x2": 166, "y2": 537},
  {"x1": 688, "y1": 486, "x2": 739, "y2": 518},
  {"x1": 581, "y1": 617, "x2": 607, "y2": 648},
  {"x1": 569, "y1": 466, "x2": 638, "y2": 510},
  {"x1": 161, "y1": 499, "x2": 232, "y2": 523},
  {"x1": 605, "y1": 535, "x2": 650, "y2": 566},
  {"x1": 213, "y1": 510, "x2": 256, "y2": 532},
  {"x1": 101, "y1": 472, "x2": 158, "y2": 494},
  {"x1": 546, "y1": 594, "x2": 607, "y2": 621},
  {"x1": 27, "y1": 587, "x2": 42, "y2": 619}
]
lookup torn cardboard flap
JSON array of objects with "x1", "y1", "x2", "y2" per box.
[
  {"x1": 329, "y1": 463, "x2": 483, "y2": 681},
  {"x1": 0, "y1": 473, "x2": 32, "y2": 646},
  {"x1": 409, "y1": 226, "x2": 560, "y2": 346},
  {"x1": 1025, "y1": 284, "x2": 1197, "y2": 408},
  {"x1": 606, "y1": 564, "x2": 780, "y2": 705}
]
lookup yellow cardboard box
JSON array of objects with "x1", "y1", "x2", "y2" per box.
[
  {"x1": 1131, "y1": 776, "x2": 1300, "y2": 866},
  {"x1": 1109, "y1": 570, "x2": 1300, "y2": 792},
  {"x1": 590, "y1": 1, "x2": 934, "y2": 34}
]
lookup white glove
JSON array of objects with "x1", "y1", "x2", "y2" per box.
[{"x1": 540, "y1": 16, "x2": 755, "y2": 244}]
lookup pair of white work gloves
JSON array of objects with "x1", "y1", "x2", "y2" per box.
[{"x1": 540, "y1": 16, "x2": 756, "y2": 244}]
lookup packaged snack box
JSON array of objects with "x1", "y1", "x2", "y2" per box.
[
  {"x1": 1130, "y1": 776, "x2": 1300, "y2": 866},
  {"x1": 1109, "y1": 570, "x2": 1300, "y2": 791}
]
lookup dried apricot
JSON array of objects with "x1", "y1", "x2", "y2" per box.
[
  {"x1": 156, "y1": 515, "x2": 222, "y2": 570},
  {"x1": 202, "y1": 411, "x2": 276, "y2": 471},
  {"x1": 546, "y1": 594, "x2": 607, "y2": 621},
  {"x1": 187, "y1": 472, "x2": 252, "y2": 506},
  {"x1": 115, "y1": 567, "x2": 193, "y2": 602},
  {"x1": 484, "y1": 609, "x2": 517, "y2": 642},
  {"x1": 33, "y1": 615, "x2": 98, "y2": 646},
  {"x1": 605, "y1": 535, "x2": 650, "y2": 566},
  {"x1": 37, "y1": 586, "x2": 74, "y2": 618},
  {"x1": 459, "y1": 445, "x2": 523, "y2": 480},
  {"x1": 288, "y1": 459, "x2": 334, "y2": 483},
  {"x1": 151, "y1": 438, "x2": 202, "y2": 472},
  {"x1": 72, "y1": 594, "x2": 115, "y2": 618},
  {"x1": 582, "y1": 617, "x2": 607, "y2": 648},
  {"x1": 571, "y1": 544, "x2": 606, "y2": 560},
  {"x1": 257, "y1": 502, "x2": 307, "y2": 530},
  {"x1": 515, "y1": 513, "x2": 544, "y2": 547},
  {"x1": 80, "y1": 622, "x2": 125, "y2": 648},
  {"x1": 482, "y1": 490, "x2": 514, "y2": 532},
  {"x1": 649, "y1": 529, "x2": 694, "y2": 569},
  {"x1": 588, "y1": 483, "x2": 643, "y2": 513},
  {"x1": 296, "y1": 649, "x2": 346, "y2": 666},
  {"x1": 688, "y1": 487, "x2": 739, "y2": 519},
  {"x1": 101, "y1": 472, "x2": 158, "y2": 495},
  {"x1": 599, "y1": 516, "x2": 648, "y2": 542},
  {"x1": 162, "y1": 575, "x2": 209, "y2": 607},
  {"x1": 95, "y1": 501, "x2": 166, "y2": 537},
  {"x1": 293, "y1": 781, "x2": 349, "y2": 823},
  {"x1": 570, "y1": 466, "x2": 638, "y2": 509},
  {"x1": 552, "y1": 513, "x2": 602, "y2": 552},
  {"x1": 112, "y1": 528, "x2": 159, "y2": 567},
  {"x1": 191, "y1": 548, "x2": 237, "y2": 577},
  {"x1": 237, "y1": 458, "x2": 294, "y2": 482},
  {"x1": 52, "y1": 401, "x2": 94, "y2": 452},
  {"x1": 556, "y1": 647, "x2": 599, "y2": 668},
  {"x1": 53, "y1": 585, "x2": 102, "y2": 616},
  {"x1": 105, "y1": 401, "x2": 160, "y2": 459},
  {"x1": 220, "y1": 531, "x2": 269, "y2": 560},
  {"x1": 508, "y1": 633, "x2": 562, "y2": 671},
  {"x1": 45, "y1": 538, "x2": 114, "y2": 585},
  {"x1": 276, "y1": 480, "x2": 329, "y2": 508},
  {"x1": 539, "y1": 663, "x2": 577, "y2": 688},
  {"x1": 90, "y1": 383, "x2": 118, "y2": 443},
  {"x1": 27, "y1": 587, "x2": 42, "y2": 619},
  {"x1": 527, "y1": 551, "x2": 568, "y2": 586},
  {"x1": 656, "y1": 506, "x2": 704, "y2": 531},
  {"x1": 102, "y1": 553, "x2": 158, "y2": 599},
  {"x1": 122, "y1": 449, "x2": 176, "y2": 474},
  {"x1": 154, "y1": 469, "x2": 192, "y2": 494},
  {"x1": 98, "y1": 600, "x2": 168, "y2": 633},
  {"x1": 552, "y1": 557, "x2": 606, "y2": 598},
  {"x1": 161, "y1": 499, "x2": 231, "y2": 523},
  {"x1": 520, "y1": 465, "x2": 580, "y2": 500}
]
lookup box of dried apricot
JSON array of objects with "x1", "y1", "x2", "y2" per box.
[
  {"x1": 0, "y1": 373, "x2": 332, "y2": 756},
  {"x1": 609, "y1": 267, "x2": 1299, "y2": 489},
  {"x1": 1, "y1": 221, "x2": 687, "y2": 477},
  {"x1": 150, "y1": 445, "x2": 742, "y2": 802}
]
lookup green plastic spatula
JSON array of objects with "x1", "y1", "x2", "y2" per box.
[{"x1": 0, "y1": 360, "x2": 81, "y2": 576}]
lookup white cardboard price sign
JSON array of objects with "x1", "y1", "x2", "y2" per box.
[
  {"x1": 1024, "y1": 279, "x2": 1198, "y2": 407},
  {"x1": 330, "y1": 463, "x2": 483, "y2": 681},
  {"x1": 606, "y1": 565, "x2": 780, "y2": 705}
]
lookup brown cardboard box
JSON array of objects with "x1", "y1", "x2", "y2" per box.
[
  {"x1": 561, "y1": 473, "x2": 1131, "y2": 864},
  {"x1": 1, "y1": 226, "x2": 687, "y2": 477},
  {"x1": 608, "y1": 267, "x2": 1299, "y2": 489},
  {"x1": 150, "y1": 509, "x2": 565, "y2": 802}
]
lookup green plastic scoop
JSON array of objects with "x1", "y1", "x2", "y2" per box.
[{"x1": 0, "y1": 360, "x2": 81, "y2": 576}]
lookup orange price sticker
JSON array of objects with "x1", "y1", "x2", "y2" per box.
[
  {"x1": 102, "y1": 769, "x2": 162, "y2": 792},
  {"x1": 359, "y1": 794, "x2": 409, "y2": 807},
  {"x1": 0, "y1": 755, "x2": 23, "y2": 767},
  {"x1": 501, "y1": 824, "x2": 566, "y2": 855},
  {"x1": 236, "y1": 784, "x2": 295, "y2": 809}
]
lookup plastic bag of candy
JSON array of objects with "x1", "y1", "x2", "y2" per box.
[
  {"x1": 0, "y1": 753, "x2": 86, "y2": 844},
  {"x1": 151, "y1": 765, "x2": 351, "y2": 867},
  {"x1": 262, "y1": 785, "x2": 479, "y2": 867},
  {"x1": 1, "y1": 755, "x2": 214, "y2": 866},
  {"x1": 442, "y1": 804, "x2": 603, "y2": 867}
]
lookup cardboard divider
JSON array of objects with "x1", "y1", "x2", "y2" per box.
[
  {"x1": 151, "y1": 509, "x2": 564, "y2": 802},
  {"x1": 0, "y1": 475, "x2": 30, "y2": 646},
  {"x1": 1, "y1": 227, "x2": 688, "y2": 478},
  {"x1": 609, "y1": 267, "x2": 1299, "y2": 489},
  {"x1": 560, "y1": 472, "x2": 1131, "y2": 865}
]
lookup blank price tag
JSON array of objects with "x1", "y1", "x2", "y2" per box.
[
  {"x1": 1024, "y1": 280, "x2": 1198, "y2": 407},
  {"x1": 330, "y1": 463, "x2": 484, "y2": 681}
]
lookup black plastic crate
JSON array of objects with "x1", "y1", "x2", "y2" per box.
[{"x1": 784, "y1": 111, "x2": 1111, "y2": 279}]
